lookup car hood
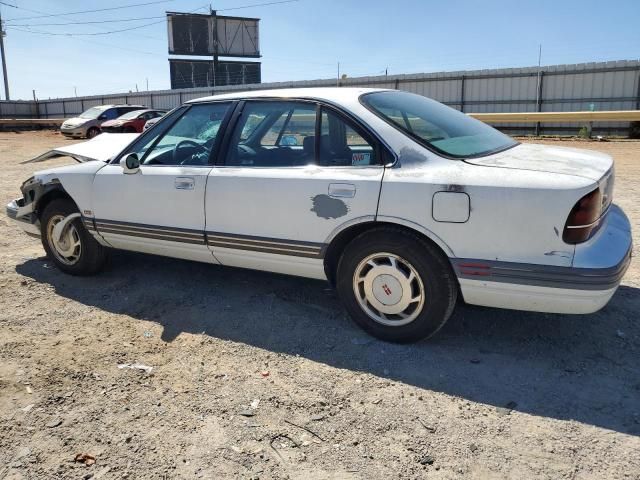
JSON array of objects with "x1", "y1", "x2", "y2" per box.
[
  {"x1": 464, "y1": 143, "x2": 612, "y2": 181},
  {"x1": 33, "y1": 159, "x2": 108, "y2": 183},
  {"x1": 62, "y1": 117, "x2": 90, "y2": 127},
  {"x1": 23, "y1": 132, "x2": 139, "y2": 164},
  {"x1": 100, "y1": 119, "x2": 122, "y2": 127}
]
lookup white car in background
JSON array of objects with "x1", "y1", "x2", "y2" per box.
[{"x1": 6, "y1": 88, "x2": 632, "y2": 342}]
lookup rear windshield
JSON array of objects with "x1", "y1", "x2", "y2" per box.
[{"x1": 361, "y1": 91, "x2": 517, "y2": 158}]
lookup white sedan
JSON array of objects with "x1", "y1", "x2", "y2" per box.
[{"x1": 6, "y1": 88, "x2": 632, "y2": 342}]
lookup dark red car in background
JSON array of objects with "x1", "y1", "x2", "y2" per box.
[{"x1": 100, "y1": 109, "x2": 166, "y2": 133}]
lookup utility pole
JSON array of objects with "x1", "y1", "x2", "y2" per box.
[
  {"x1": 74, "y1": 86, "x2": 77, "y2": 97},
  {"x1": 337, "y1": 62, "x2": 340, "y2": 87},
  {"x1": 145, "y1": 77, "x2": 149, "y2": 91},
  {"x1": 0, "y1": 10, "x2": 10, "y2": 100},
  {"x1": 534, "y1": 44, "x2": 543, "y2": 136},
  {"x1": 535, "y1": 44, "x2": 542, "y2": 106},
  {"x1": 210, "y1": 4, "x2": 219, "y2": 89}
]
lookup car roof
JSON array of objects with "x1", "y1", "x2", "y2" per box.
[
  {"x1": 123, "y1": 109, "x2": 158, "y2": 114},
  {"x1": 186, "y1": 87, "x2": 389, "y2": 104},
  {"x1": 97, "y1": 104, "x2": 146, "y2": 109}
]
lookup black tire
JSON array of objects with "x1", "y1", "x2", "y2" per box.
[
  {"x1": 87, "y1": 127, "x2": 100, "y2": 139},
  {"x1": 336, "y1": 227, "x2": 457, "y2": 343},
  {"x1": 40, "y1": 199, "x2": 107, "y2": 275}
]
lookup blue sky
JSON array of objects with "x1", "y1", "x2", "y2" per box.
[{"x1": 2, "y1": 0, "x2": 639, "y2": 100}]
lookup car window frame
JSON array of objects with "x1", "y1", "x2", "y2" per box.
[
  {"x1": 215, "y1": 98, "x2": 394, "y2": 168},
  {"x1": 112, "y1": 101, "x2": 236, "y2": 167}
]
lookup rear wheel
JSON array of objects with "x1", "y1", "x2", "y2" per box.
[
  {"x1": 336, "y1": 227, "x2": 457, "y2": 343},
  {"x1": 40, "y1": 199, "x2": 107, "y2": 275}
]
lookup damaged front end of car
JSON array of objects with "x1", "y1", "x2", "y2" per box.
[{"x1": 6, "y1": 176, "x2": 68, "y2": 238}]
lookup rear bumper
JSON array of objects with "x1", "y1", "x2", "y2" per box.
[
  {"x1": 454, "y1": 204, "x2": 632, "y2": 314},
  {"x1": 6, "y1": 199, "x2": 40, "y2": 237}
]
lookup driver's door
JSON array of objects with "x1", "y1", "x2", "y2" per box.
[{"x1": 91, "y1": 102, "x2": 232, "y2": 263}]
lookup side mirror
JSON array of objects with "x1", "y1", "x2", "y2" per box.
[
  {"x1": 120, "y1": 153, "x2": 140, "y2": 174},
  {"x1": 98, "y1": 114, "x2": 107, "y2": 120}
]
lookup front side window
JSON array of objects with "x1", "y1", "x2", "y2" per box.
[
  {"x1": 361, "y1": 91, "x2": 517, "y2": 158},
  {"x1": 101, "y1": 108, "x2": 120, "y2": 120},
  {"x1": 124, "y1": 103, "x2": 230, "y2": 166},
  {"x1": 225, "y1": 101, "x2": 316, "y2": 167}
]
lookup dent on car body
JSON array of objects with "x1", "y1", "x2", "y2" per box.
[{"x1": 23, "y1": 132, "x2": 139, "y2": 164}]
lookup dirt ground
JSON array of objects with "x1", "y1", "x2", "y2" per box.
[{"x1": 0, "y1": 131, "x2": 638, "y2": 480}]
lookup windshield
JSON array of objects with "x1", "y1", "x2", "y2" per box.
[
  {"x1": 118, "y1": 110, "x2": 146, "y2": 120},
  {"x1": 79, "y1": 107, "x2": 107, "y2": 119},
  {"x1": 361, "y1": 91, "x2": 517, "y2": 158}
]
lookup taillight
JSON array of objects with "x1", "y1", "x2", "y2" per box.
[{"x1": 563, "y1": 188, "x2": 603, "y2": 244}]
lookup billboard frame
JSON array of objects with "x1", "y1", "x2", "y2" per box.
[
  {"x1": 166, "y1": 11, "x2": 261, "y2": 58},
  {"x1": 169, "y1": 58, "x2": 261, "y2": 89}
]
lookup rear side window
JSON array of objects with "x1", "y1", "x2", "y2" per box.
[
  {"x1": 361, "y1": 91, "x2": 517, "y2": 158},
  {"x1": 319, "y1": 107, "x2": 377, "y2": 166}
]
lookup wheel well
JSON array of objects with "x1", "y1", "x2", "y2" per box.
[
  {"x1": 36, "y1": 187, "x2": 75, "y2": 219},
  {"x1": 323, "y1": 221, "x2": 452, "y2": 287}
]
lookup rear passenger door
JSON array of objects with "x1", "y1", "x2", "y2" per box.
[{"x1": 204, "y1": 100, "x2": 386, "y2": 279}]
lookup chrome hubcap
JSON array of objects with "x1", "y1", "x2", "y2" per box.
[
  {"x1": 47, "y1": 214, "x2": 82, "y2": 265},
  {"x1": 353, "y1": 253, "x2": 425, "y2": 326}
]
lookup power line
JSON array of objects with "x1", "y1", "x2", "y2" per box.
[
  {"x1": 4, "y1": 0, "x2": 299, "y2": 26},
  {"x1": 6, "y1": 16, "x2": 170, "y2": 27},
  {"x1": 6, "y1": 3, "x2": 213, "y2": 36},
  {"x1": 5, "y1": 0, "x2": 299, "y2": 36},
  {"x1": 1, "y1": 0, "x2": 175, "y2": 21},
  {"x1": 218, "y1": 0, "x2": 299, "y2": 12},
  {"x1": 8, "y1": 18, "x2": 172, "y2": 36}
]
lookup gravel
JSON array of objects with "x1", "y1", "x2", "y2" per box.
[{"x1": 0, "y1": 131, "x2": 638, "y2": 479}]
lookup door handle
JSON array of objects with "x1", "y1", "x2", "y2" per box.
[
  {"x1": 328, "y1": 183, "x2": 356, "y2": 198},
  {"x1": 175, "y1": 177, "x2": 195, "y2": 190}
]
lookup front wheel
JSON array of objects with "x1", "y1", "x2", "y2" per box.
[
  {"x1": 87, "y1": 127, "x2": 100, "y2": 139},
  {"x1": 40, "y1": 199, "x2": 107, "y2": 275},
  {"x1": 336, "y1": 228, "x2": 458, "y2": 343}
]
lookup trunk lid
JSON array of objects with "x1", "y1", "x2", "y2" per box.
[{"x1": 464, "y1": 143, "x2": 612, "y2": 181}]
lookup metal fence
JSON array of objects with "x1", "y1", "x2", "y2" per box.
[{"x1": 2, "y1": 59, "x2": 639, "y2": 135}]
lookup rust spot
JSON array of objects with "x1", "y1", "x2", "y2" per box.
[{"x1": 446, "y1": 184, "x2": 466, "y2": 193}]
